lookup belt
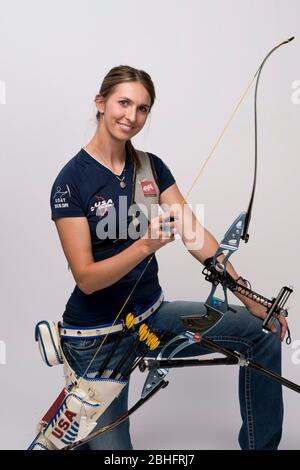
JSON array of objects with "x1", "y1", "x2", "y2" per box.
[{"x1": 59, "y1": 291, "x2": 164, "y2": 339}]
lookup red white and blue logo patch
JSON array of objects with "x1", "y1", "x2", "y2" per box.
[{"x1": 140, "y1": 180, "x2": 157, "y2": 197}]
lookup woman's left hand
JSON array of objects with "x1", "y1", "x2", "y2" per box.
[{"x1": 243, "y1": 298, "x2": 287, "y2": 341}]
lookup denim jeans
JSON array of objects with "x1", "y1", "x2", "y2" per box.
[{"x1": 62, "y1": 300, "x2": 283, "y2": 450}]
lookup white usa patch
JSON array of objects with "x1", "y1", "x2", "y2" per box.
[{"x1": 90, "y1": 196, "x2": 114, "y2": 217}]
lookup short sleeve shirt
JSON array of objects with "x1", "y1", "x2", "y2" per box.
[{"x1": 50, "y1": 148, "x2": 175, "y2": 326}]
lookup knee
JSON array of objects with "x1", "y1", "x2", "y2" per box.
[
  {"x1": 235, "y1": 307, "x2": 282, "y2": 361},
  {"x1": 251, "y1": 319, "x2": 282, "y2": 374},
  {"x1": 237, "y1": 306, "x2": 282, "y2": 344},
  {"x1": 257, "y1": 317, "x2": 282, "y2": 348}
]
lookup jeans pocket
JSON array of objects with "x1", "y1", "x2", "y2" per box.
[
  {"x1": 62, "y1": 338, "x2": 105, "y2": 375},
  {"x1": 63, "y1": 338, "x2": 100, "y2": 351}
]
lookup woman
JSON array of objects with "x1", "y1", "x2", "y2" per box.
[{"x1": 50, "y1": 65, "x2": 287, "y2": 450}]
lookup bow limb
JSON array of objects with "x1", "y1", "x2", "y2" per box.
[{"x1": 242, "y1": 36, "x2": 295, "y2": 242}]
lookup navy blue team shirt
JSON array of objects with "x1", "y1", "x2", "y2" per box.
[{"x1": 50, "y1": 148, "x2": 175, "y2": 326}]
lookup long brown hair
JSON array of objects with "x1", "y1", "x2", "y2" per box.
[{"x1": 95, "y1": 65, "x2": 156, "y2": 169}]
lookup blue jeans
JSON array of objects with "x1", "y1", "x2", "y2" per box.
[{"x1": 62, "y1": 300, "x2": 283, "y2": 450}]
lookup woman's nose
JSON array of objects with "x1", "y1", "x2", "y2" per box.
[{"x1": 125, "y1": 106, "x2": 137, "y2": 123}]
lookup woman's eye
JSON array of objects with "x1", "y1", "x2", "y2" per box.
[{"x1": 119, "y1": 101, "x2": 148, "y2": 113}]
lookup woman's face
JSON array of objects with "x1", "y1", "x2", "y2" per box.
[{"x1": 97, "y1": 81, "x2": 151, "y2": 142}]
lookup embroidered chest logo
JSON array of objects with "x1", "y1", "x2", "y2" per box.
[
  {"x1": 140, "y1": 180, "x2": 157, "y2": 197},
  {"x1": 53, "y1": 185, "x2": 71, "y2": 209},
  {"x1": 90, "y1": 195, "x2": 114, "y2": 217}
]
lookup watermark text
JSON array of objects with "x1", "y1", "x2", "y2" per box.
[
  {"x1": 0, "y1": 80, "x2": 6, "y2": 104},
  {"x1": 291, "y1": 80, "x2": 300, "y2": 104},
  {"x1": 291, "y1": 340, "x2": 300, "y2": 365},
  {"x1": 0, "y1": 340, "x2": 6, "y2": 365},
  {"x1": 95, "y1": 199, "x2": 205, "y2": 250}
]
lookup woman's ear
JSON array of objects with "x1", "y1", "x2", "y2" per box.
[{"x1": 95, "y1": 94, "x2": 105, "y2": 114}]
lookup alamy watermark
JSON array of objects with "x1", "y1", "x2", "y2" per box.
[
  {"x1": 291, "y1": 80, "x2": 300, "y2": 104},
  {"x1": 0, "y1": 340, "x2": 6, "y2": 365},
  {"x1": 0, "y1": 80, "x2": 6, "y2": 104},
  {"x1": 291, "y1": 340, "x2": 300, "y2": 365},
  {"x1": 95, "y1": 198, "x2": 205, "y2": 250}
]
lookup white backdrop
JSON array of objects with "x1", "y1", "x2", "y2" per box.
[{"x1": 0, "y1": 0, "x2": 299, "y2": 450}]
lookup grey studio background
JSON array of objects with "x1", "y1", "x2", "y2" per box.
[{"x1": 0, "y1": 0, "x2": 299, "y2": 450}]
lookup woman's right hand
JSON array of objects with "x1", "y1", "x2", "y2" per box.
[{"x1": 140, "y1": 211, "x2": 177, "y2": 254}]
